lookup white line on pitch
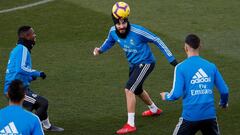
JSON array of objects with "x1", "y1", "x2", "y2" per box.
[{"x1": 0, "y1": 0, "x2": 54, "y2": 14}]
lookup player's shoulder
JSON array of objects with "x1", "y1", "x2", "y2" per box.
[
  {"x1": 131, "y1": 24, "x2": 145, "y2": 29},
  {"x1": 130, "y1": 24, "x2": 155, "y2": 39},
  {"x1": 184, "y1": 56, "x2": 217, "y2": 70},
  {"x1": 109, "y1": 26, "x2": 116, "y2": 32},
  {"x1": 0, "y1": 106, "x2": 23, "y2": 118},
  {"x1": 175, "y1": 58, "x2": 200, "y2": 72},
  {"x1": 175, "y1": 61, "x2": 185, "y2": 71},
  {"x1": 0, "y1": 106, "x2": 7, "y2": 114},
  {"x1": 12, "y1": 44, "x2": 21, "y2": 51},
  {"x1": 15, "y1": 44, "x2": 24, "y2": 48},
  {"x1": 198, "y1": 57, "x2": 216, "y2": 68},
  {"x1": 107, "y1": 26, "x2": 116, "y2": 36},
  {"x1": 130, "y1": 24, "x2": 149, "y2": 32},
  {"x1": 0, "y1": 105, "x2": 16, "y2": 113},
  {"x1": 13, "y1": 44, "x2": 25, "y2": 52}
]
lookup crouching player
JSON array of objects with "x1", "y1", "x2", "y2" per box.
[{"x1": 4, "y1": 26, "x2": 64, "y2": 132}]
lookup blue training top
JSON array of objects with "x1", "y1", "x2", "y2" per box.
[
  {"x1": 4, "y1": 44, "x2": 41, "y2": 94},
  {"x1": 165, "y1": 56, "x2": 229, "y2": 121},
  {"x1": 0, "y1": 105, "x2": 44, "y2": 135},
  {"x1": 100, "y1": 24, "x2": 176, "y2": 66}
]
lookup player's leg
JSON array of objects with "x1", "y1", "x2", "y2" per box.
[
  {"x1": 116, "y1": 89, "x2": 137, "y2": 134},
  {"x1": 127, "y1": 64, "x2": 156, "y2": 117},
  {"x1": 132, "y1": 63, "x2": 162, "y2": 116},
  {"x1": 22, "y1": 89, "x2": 35, "y2": 112},
  {"x1": 23, "y1": 88, "x2": 64, "y2": 132},
  {"x1": 23, "y1": 88, "x2": 50, "y2": 128},
  {"x1": 173, "y1": 118, "x2": 199, "y2": 135},
  {"x1": 138, "y1": 90, "x2": 153, "y2": 105},
  {"x1": 116, "y1": 64, "x2": 150, "y2": 134},
  {"x1": 139, "y1": 90, "x2": 162, "y2": 116},
  {"x1": 200, "y1": 118, "x2": 220, "y2": 135},
  {"x1": 125, "y1": 88, "x2": 136, "y2": 125},
  {"x1": 124, "y1": 64, "x2": 146, "y2": 127},
  {"x1": 33, "y1": 94, "x2": 50, "y2": 128}
]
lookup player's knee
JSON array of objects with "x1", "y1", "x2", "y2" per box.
[
  {"x1": 40, "y1": 98, "x2": 49, "y2": 109},
  {"x1": 125, "y1": 88, "x2": 135, "y2": 95},
  {"x1": 125, "y1": 88, "x2": 143, "y2": 95},
  {"x1": 125, "y1": 88, "x2": 129, "y2": 92}
]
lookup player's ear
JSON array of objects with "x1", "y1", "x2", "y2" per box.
[
  {"x1": 19, "y1": 33, "x2": 24, "y2": 38},
  {"x1": 184, "y1": 43, "x2": 188, "y2": 53}
]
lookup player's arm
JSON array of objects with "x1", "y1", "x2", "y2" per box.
[
  {"x1": 16, "y1": 46, "x2": 46, "y2": 79},
  {"x1": 93, "y1": 28, "x2": 116, "y2": 56},
  {"x1": 214, "y1": 65, "x2": 229, "y2": 108},
  {"x1": 160, "y1": 65, "x2": 184, "y2": 101},
  {"x1": 139, "y1": 27, "x2": 178, "y2": 66},
  {"x1": 32, "y1": 117, "x2": 44, "y2": 135}
]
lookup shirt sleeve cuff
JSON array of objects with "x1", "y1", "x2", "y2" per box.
[{"x1": 165, "y1": 92, "x2": 170, "y2": 100}]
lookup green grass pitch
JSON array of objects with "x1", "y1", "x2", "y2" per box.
[{"x1": 0, "y1": 0, "x2": 239, "y2": 134}]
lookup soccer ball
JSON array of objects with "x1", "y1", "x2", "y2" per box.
[{"x1": 112, "y1": 2, "x2": 130, "y2": 19}]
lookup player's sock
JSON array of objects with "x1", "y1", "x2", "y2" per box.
[
  {"x1": 148, "y1": 103, "x2": 158, "y2": 113},
  {"x1": 127, "y1": 113, "x2": 135, "y2": 127},
  {"x1": 42, "y1": 117, "x2": 52, "y2": 129}
]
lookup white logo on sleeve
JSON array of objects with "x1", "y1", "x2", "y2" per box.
[
  {"x1": 0, "y1": 122, "x2": 20, "y2": 135},
  {"x1": 191, "y1": 68, "x2": 211, "y2": 84}
]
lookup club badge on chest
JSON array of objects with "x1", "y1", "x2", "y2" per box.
[{"x1": 130, "y1": 39, "x2": 135, "y2": 45}]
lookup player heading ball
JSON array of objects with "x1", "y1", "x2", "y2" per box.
[{"x1": 93, "y1": 2, "x2": 178, "y2": 134}]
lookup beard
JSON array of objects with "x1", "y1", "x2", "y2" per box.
[
  {"x1": 115, "y1": 22, "x2": 131, "y2": 39},
  {"x1": 17, "y1": 38, "x2": 35, "y2": 52}
]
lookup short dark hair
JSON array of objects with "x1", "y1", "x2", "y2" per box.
[
  {"x1": 8, "y1": 80, "x2": 25, "y2": 103},
  {"x1": 185, "y1": 34, "x2": 200, "y2": 49},
  {"x1": 18, "y1": 26, "x2": 31, "y2": 36},
  {"x1": 111, "y1": 13, "x2": 128, "y2": 25}
]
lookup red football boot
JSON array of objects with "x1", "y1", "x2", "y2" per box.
[
  {"x1": 116, "y1": 123, "x2": 136, "y2": 134},
  {"x1": 142, "y1": 108, "x2": 163, "y2": 117}
]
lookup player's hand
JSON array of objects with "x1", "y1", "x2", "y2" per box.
[
  {"x1": 160, "y1": 92, "x2": 166, "y2": 101},
  {"x1": 93, "y1": 47, "x2": 101, "y2": 56},
  {"x1": 40, "y1": 72, "x2": 47, "y2": 79}
]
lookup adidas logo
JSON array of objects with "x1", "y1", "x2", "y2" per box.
[
  {"x1": 191, "y1": 68, "x2": 211, "y2": 84},
  {"x1": 0, "y1": 122, "x2": 20, "y2": 135}
]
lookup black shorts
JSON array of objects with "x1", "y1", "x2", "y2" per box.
[
  {"x1": 23, "y1": 88, "x2": 48, "y2": 112},
  {"x1": 125, "y1": 63, "x2": 155, "y2": 95},
  {"x1": 173, "y1": 117, "x2": 220, "y2": 135}
]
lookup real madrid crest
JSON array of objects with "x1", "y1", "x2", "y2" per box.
[{"x1": 130, "y1": 39, "x2": 135, "y2": 45}]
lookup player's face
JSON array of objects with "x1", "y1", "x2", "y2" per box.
[
  {"x1": 115, "y1": 19, "x2": 128, "y2": 34},
  {"x1": 25, "y1": 28, "x2": 36, "y2": 42}
]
